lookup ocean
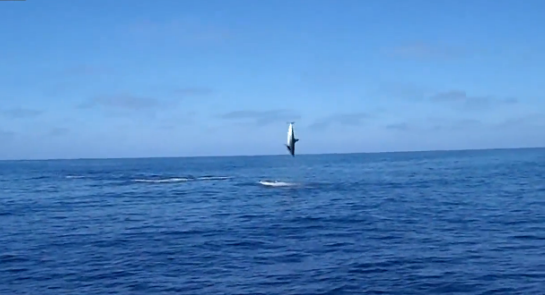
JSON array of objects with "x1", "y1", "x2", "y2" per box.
[{"x1": 1, "y1": 148, "x2": 544, "y2": 294}]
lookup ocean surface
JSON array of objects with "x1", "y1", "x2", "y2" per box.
[{"x1": 1, "y1": 148, "x2": 545, "y2": 294}]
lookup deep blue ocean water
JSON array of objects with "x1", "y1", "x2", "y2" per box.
[{"x1": 1, "y1": 148, "x2": 544, "y2": 294}]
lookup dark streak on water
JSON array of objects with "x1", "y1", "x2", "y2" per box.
[{"x1": 1, "y1": 149, "x2": 545, "y2": 294}]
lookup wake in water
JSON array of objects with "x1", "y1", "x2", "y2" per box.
[
  {"x1": 134, "y1": 177, "x2": 188, "y2": 183},
  {"x1": 133, "y1": 175, "x2": 233, "y2": 184},
  {"x1": 64, "y1": 174, "x2": 232, "y2": 184}
]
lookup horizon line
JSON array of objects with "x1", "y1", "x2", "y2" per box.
[{"x1": 1, "y1": 146, "x2": 543, "y2": 162}]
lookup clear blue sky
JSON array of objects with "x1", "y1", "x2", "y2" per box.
[{"x1": 1, "y1": 0, "x2": 544, "y2": 159}]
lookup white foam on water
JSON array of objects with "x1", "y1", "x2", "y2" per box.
[{"x1": 259, "y1": 180, "x2": 297, "y2": 187}]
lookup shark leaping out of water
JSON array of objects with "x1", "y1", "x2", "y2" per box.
[{"x1": 285, "y1": 122, "x2": 299, "y2": 157}]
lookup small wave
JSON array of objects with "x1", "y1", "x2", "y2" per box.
[
  {"x1": 259, "y1": 180, "x2": 297, "y2": 187},
  {"x1": 66, "y1": 175, "x2": 86, "y2": 179},
  {"x1": 134, "y1": 178, "x2": 189, "y2": 183},
  {"x1": 196, "y1": 176, "x2": 232, "y2": 181}
]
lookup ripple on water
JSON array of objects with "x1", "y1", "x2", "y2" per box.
[{"x1": 1, "y1": 150, "x2": 545, "y2": 294}]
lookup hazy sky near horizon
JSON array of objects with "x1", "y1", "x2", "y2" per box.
[{"x1": 1, "y1": 0, "x2": 544, "y2": 159}]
